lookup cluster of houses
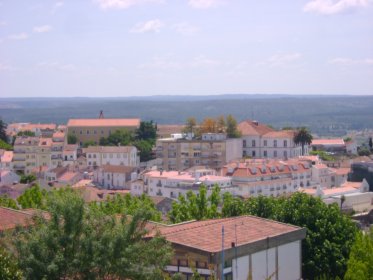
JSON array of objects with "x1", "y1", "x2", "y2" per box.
[
  {"x1": 1, "y1": 116, "x2": 373, "y2": 279},
  {"x1": 1, "y1": 117, "x2": 372, "y2": 212}
]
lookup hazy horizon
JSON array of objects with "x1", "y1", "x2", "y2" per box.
[{"x1": 1, "y1": 0, "x2": 373, "y2": 97}]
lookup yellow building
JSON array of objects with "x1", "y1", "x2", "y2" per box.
[
  {"x1": 66, "y1": 118, "x2": 140, "y2": 146},
  {"x1": 13, "y1": 136, "x2": 52, "y2": 174}
]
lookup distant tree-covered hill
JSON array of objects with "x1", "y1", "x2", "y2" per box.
[{"x1": 1, "y1": 95, "x2": 372, "y2": 137}]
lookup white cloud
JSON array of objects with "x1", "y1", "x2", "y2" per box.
[
  {"x1": 130, "y1": 19, "x2": 164, "y2": 33},
  {"x1": 304, "y1": 0, "x2": 370, "y2": 15},
  {"x1": 259, "y1": 53, "x2": 302, "y2": 67},
  {"x1": 37, "y1": 61, "x2": 76, "y2": 71},
  {"x1": 173, "y1": 22, "x2": 198, "y2": 35},
  {"x1": 138, "y1": 55, "x2": 221, "y2": 70},
  {"x1": 0, "y1": 63, "x2": 12, "y2": 71},
  {"x1": 51, "y1": 1, "x2": 64, "y2": 14},
  {"x1": 33, "y1": 25, "x2": 53, "y2": 33},
  {"x1": 0, "y1": 21, "x2": 7, "y2": 27},
  {"x1": 95, "y1": 0, "x2": 164, "y2": 9},
  {"x1": 189, "y1": 55, "x2": 221, "y2": 67},
  {"x1": 329, "y1": 57, "x2": 373, "y2": 65},
  {"x1": 9, "y1": 33, "x2": 29, "y2": 40},
  {"x1": 188, "y1": 0, "x2": 223, "y2": 9}
]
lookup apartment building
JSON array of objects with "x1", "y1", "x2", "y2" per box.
[
  {"x1": 147, "y1": 216, "x2": 306, "y2": 280},
  {"x1": 13, "y1": 136, "x2": 52, "y2": 174},
  {"x1": 51, "y1": 131, "x2": 65, "y2": 168},
  {"x1": 238, "y1": 120, "x2": 307, "y2": 159},
  {"x1": 156, "y1": 133, "x2": 242, "y2": 171},
  {"x1": 83, "y1": 146, "x2": 139, "y2": 167},
  {"x1": 131, "y1": 168, "x2": 233, "y2": 198},
  {"x1": 222, "y1": 158, "x2": 314, "y2": 198},
  {"x1": 66, "y1": 118, "x2": 140, "y2": 146}
]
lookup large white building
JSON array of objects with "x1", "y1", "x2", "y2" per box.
[
  {"x1": 84, "y1": 146, "x2": 139, "y2": 168},
  {"x1": 222, "y1": 158, "x2": 315, "y2": 198},
  {"x1": 238, "y1": 120, "x2": 308, "y2": 159},
  {"x1": 131, "y1": 168, "x2": 233, "y2": 198}
]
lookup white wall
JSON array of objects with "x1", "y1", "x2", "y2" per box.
[
  {"x1": 278, "y1": 241, "x2": 301, "y2": 280},
  {"x1": 231, "y1": 240, "x2": 302, "y2": 280}
]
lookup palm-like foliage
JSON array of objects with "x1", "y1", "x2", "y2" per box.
[{"x1": 293, "y1": 127, "x2": 313, "y2": 155}]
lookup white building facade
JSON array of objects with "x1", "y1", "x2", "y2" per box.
[
  {"x1": 238, "y1": 120, "x2": 308, "y2": 159},
  {"x1": 84, "y1": 146, "x2": 139, "y2": 168}
]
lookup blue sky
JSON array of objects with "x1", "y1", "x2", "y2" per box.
[{"x1": 0, "y1": 0, "x2": 372, "y2": 97}]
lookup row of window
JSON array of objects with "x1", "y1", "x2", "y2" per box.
[
  {"x1": 87, "y1": 153, "x2": 130, "y2": 159},
  {"x1": 243, "y1": 139, "x2": 288, "y2": 148},
  {"x1": 72, "y1": 130, "x2": 108, "y2": 135},
  {"x1": 243, "y1": 150, "x2": 288, "y2": 158}
]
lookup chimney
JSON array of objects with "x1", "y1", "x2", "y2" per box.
[
  {"x1": 99, "y1": 110, "x2": 104, "y2": 119},
  {"x1": 252, "y1": 120, "x2": 259, "y2": 126}
]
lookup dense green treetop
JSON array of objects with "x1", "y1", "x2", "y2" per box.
[
  {"x1": 13, "y1": 189, "x2": 172, "y2": 280},
  {"x1": 0, "y1": 195, "x2": 18, "y2": 210},
  {"x1": 169, "y1": 186, "x2": 357, "y2": 280},
  {"x1": 344, "y1": 228, "x2": 373, "y2": 280}
]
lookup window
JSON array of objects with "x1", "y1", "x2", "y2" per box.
[
  {"x1": 263, "y1": 150, "x2": 267, "y2": 157},
  {"x1": 252, "y1": 151, "x2": 256, "y2": 157},
  {"x1": 72, "y1": 130, "x2": 76, "y2": 134},
  {"x1": 243, "y1": 151, "x2": 247, "y2": 157},
  {"x1": 94, "y1": 130, "x2": 97, "y2": 134},
  {"x1": 117, "y1": 153, "x2": 120, "y2": 158},
  {"x1": 264, "y1": 140, "x2": 267, "y2": 146},
  {"x1": 80, "y1": 130, "x2": 82, "y2": 134},
  {"x1": 284, "y1": 151, "x2": 287, "y2": 157},
  {"x1": 110, "y1": 154, "x2": 113, "y2": 158},
  {"x1": 243, "y1": 140, "x2": 246, "y2": 148},
  {"x1": 274, "y1": 150, "x2": 277, "y2": 157},
  {"x1": 284, "y1": 140, "x2": 287, "y2": 147},
  {"x1": 252, "y1": 140, "x2": 256, "y2": 147},
  {"x1": 86, "y1": 130, "x2": 89, "y2": 134},
  {"x1": 274, "y1": 140, "x2": 277, "y2": 147}
]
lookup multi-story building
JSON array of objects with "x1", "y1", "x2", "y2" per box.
[
  {"x1": 147, "y1": 216, "x2": 306, "y2": 280},
  {"x1": 156, "y1": 133, "x2": 242, "y2": 171},
  {"x1": 222, "y1": 158, "x2": 315, "y2": 198},
  {"x1": 13, "y1": 137, "x2": 40, "y2": 174},
  {"x1": 51, "y1": 131, "x2": 65, "y2": 168},
  {"x1": 12, "y1": 136, "x2": 54, "y2": 174},
  {"x1": 131, "y1": 168, "x2": 233, "y2": 198},
  {"x1": 66, "y1": 118, "x2": 140, "y2": 146},
  {"x1": 84, "y1": 146, "x2": 139, "y2": 168},
  {"x1": 238, "y1": 120, "x2": 307, "y2": 159}
]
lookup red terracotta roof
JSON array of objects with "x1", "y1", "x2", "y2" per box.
[
  {"x1": 150, "y1": 216, "x2": 302, "y2": 253},
  {"x1": 101, "y1": 165, "x2": 135, "y2": 173},
  {"x1": 263, "y1": 130, "x2": 295, "y2": 138},
  {"x1": 0, "y1": 207, "x2": 35, "y2": 231},
  {"x1": 311, "y1": 139, "x2": 345, "y2": 146},
  {"x1": 84, "y1": 146, "x2": 135, "y2": 153},
  {"x1": 67, "y1": 119, "x2": 140, "y2": 127},
  {"x1": 237, "y1": 120, "x2": 274, "y2": 136},
  {"x1": 22, "y1": 123, "x2": 56, "y2": 131}
]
